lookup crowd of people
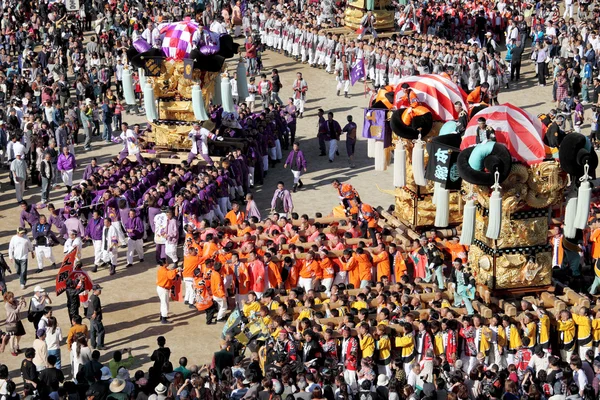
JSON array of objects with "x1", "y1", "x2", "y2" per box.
[{"x1": 3, "y1": 1, "x2": 600, "y2": 400}]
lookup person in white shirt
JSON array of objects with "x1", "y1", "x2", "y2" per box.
[
  {"x1": 8, "y1": 227, "x2": 34, "y2": 289},
  {"x1": 100, "y1": 219, "x2": 119, "y2": 276},
  {"x1": 117, "y1": 122, "x2": 144, "y2": 164},
  {"x1": 45, "y1": 316, "x2": 63, "y2": 368},
  {"x1": 246, "y1": 77, "x2": 257, "y2": 112},
  {"x1": 30, "y1": 286, "x2": 52, "y2": 331},
  {"x1": 528, "y1": 347, "x2": 549, "y2": 374},
  {"x1": 571, "y1": 358, "x2": 588, "y2": 396},
  {"x1": 186, "y1": 121, "x2": 223, "y2": 166},
  {"x1": 64, "y1": 230, "x2": 83, "y2": 262}
]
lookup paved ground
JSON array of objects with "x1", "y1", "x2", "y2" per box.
[{"x1": 0, "y1": 45, "x2": 558, "y2": 379}]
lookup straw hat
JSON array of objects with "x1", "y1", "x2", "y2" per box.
[{"x1": 109, "y1": 379, "x2": 126, "y2": 394}]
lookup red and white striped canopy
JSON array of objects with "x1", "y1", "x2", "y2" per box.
[
  {"x1": 393, "y1": 74, "x2": 467, "y2": 121},
  {"x1": 461, "y1": 103, "x2": 547, "y2": 165}
]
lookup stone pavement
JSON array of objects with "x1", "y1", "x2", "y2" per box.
[{"x1": 0, "y1": 47, "x2": 556, "y2": 378}]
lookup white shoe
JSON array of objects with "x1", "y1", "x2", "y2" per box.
[{"x1": 21, "y1": 284, "x2": 25, "y2": 289}]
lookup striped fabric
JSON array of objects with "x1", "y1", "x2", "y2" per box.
[
  {"x1": 393, "y1": 74, "x2": 468, "y2": 121},
  {"x1": 461, "y1": 103, "x2": 547, "y2": 165}
]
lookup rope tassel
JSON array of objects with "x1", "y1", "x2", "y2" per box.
[
  {"x1": 192, "y1": 85, "x2": 210, "y2": 121},
  {"x1": 434, "y1": 183, "x2": 449, "y2": 228},
  {"x1": 460, "y1": 197, "x2": 476, "y2": 245},
  {"x1": 574, "y1": 163, "x2": 592, "y2": 230},
  {"x1": 221, "y1": 77, "x2": 236, "y2": 113},
  {"x1": 564, "y1": 187, "x2": 578, "y2": 239},
  {"x1": 412, "y1": 134, "x2": 427, "y2": 186},
  {"x1": 486, "y1": 171, "x2": 502, "y2": 240},
  {"x1": 394, "y1": 141, "x2": 406, "y2": 187}
]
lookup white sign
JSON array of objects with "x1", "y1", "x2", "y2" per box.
[{"x1": 65, "y1": 0, "x2": 80, "y2": 12}]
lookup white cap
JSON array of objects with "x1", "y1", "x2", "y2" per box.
[{"x1": 34, "y1": 285, "x2": 44, "y2": 293}]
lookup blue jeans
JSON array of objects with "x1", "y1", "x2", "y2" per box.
[
  {"x1": 102, "y1": 122, "x2": 112, "y2": 141},
  {"x1": 15, "y1": 258, "x2": 27, "y2": 285},
  {"x1": 48, "y1": 348, "x2": 61, "y2": 368}
]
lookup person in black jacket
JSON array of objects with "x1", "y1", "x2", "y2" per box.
[
  {"x1": 213, "y1": 343, "x2": 234, "y2": 380},
  {"x1": 40, "y1": 152, "x2": 54, "y2": 204},
  {"x1": 510, "y1": 41, "x2": 524, "y2": 81},
  {"x1": 21, "y1": 347, "x2": 40, "y2": 392},
  {"x1": 65, "y1": 277, "x2": 85, "y2": 321},
  {"x1": 271, "y1": 69, "x2": 283, "y2": 105},
  {"x1": 32, "y1": 215, "x2": 60, "y2": 273}
]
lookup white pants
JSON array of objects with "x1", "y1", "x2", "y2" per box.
[
  {"x1": 100, "y1": 247, "x2": 118, "y2": 266},
  {"x1": 489, "y1": 345, "x2": 505, "y2": 369},
  {"x1": 127, "y1": 238, "x2": 144, "y2": 264},
  {"x1": 214, "y1": 296, "x2": 227, "y2": 320},
  {"x1": 564, "y1": 3, "x2": 573, "y2": 18},
  {"x1": 579, "y1": 345, "x2": 591, "y2": 360},
  {"x1": 298, "y1": 277, "x2": 313, "y2": 292},
  {"x1": 336, "y1": 79, "x2": 350, "y2": 93},
  {"x1": 93, "y1": 240, "x2": 102, "y2": 265},
  {"x1": 344, "y1": 370, "x2": 358, "y2": 394},
  {"x1": 157, "y1": 286, "x2": 170, "y2": 318},
  {"x1": 114, "y1": 221, "x2": 126, "y2": 245},
  {"x1": 35, "y1": 246, "x2": 55, "y2": 269},
  {"x1": 292, "y1": 169, "x2": 302, "y2": 185},
  {"x1": 269, "y1": 147, "x2": 277, "y2": 161},
  {"x1": 184, "y1": 278, "x2": 195, "y2": 304},
  {"x1": 461, "y1": 355, "x2": 478, "y2": 374},
  {"x1": 262, "y1": 155, "x2": 269, "y2": 171},
  {"x1": 506, "y1": 353, "x2": 515, "y2": 367},
  {"x1": 275, "y1": 139, "x2": 282, "y2": 160},
  {"x1": 15, "y1": 180, "x2": 25, "y2": 202},
  {"x1": 321, "y1": 277, "x2": 333, "y2": 295},
  {"x1": 327, "y1": 139, "x2": 338, "y2": 161},
  {"x1": 560, "y1": 349, "x2": 573, "y2": 363},
  {"x1": 293, "y1": 98, "x2": 305, "y2": 114},
  {"x1": 166, "y1": 242, "x2": 178, "y2": 263},
  {"x1": 218, "y1": 197, "x2": 231, "y2": 216},
  {"x1": 61, "y1": 169, "x2": 73, "y2": 187}
]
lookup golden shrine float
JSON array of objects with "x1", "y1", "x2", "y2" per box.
[{"x1": 369, "y1": 76, "x2": 598, "y2": 293}]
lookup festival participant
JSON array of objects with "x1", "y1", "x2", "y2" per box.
[
  {"x1": 271, "y1": 181, "x2": 293, "y2": 215},
  {"x1": 117, "y1": 122, "x2": 145, "y2": 165},
  {"x1": 124, "y1": 209, "x2": 144, "y2": 268},
  {"x1": 186, "y1": 122, "x2": 223, "y2": 166},
  {"x1": 283, "y1": 142, "x2": 307, "y2": 193},
  {"x1": 467, "y1": 82, "x2": 491, "y2": 105},
  {"x1": 8, "y1": 227, "x2": 34, "y2": 289},
  {"x1": 211, "y1": 262, "x2": 228, "y2": 322},
  {"x1": 99, "y1": 218, "x2": 119, "y2": 276},
  {"x1": 85, "y1": 210, "x2": 105, "y2": 273},
  {"x1": 32, "y1": 215, "x2": 59, "y2": 273},
  {"x1": 165, "y1": 209, "x2": 180, "y2": 267},
  {"x1": 292, "y1": 72, "x2": 308, "y2": 118},
  {"x1": 335, "y1": 55, "x2": 351, "y2": 98},
  {"x1": 156, "y1": 263, "x2": 179, "y2": 324}
]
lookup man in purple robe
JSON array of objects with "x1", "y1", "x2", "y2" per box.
[{"x1": 125, "y1": 209, "x2": 144, "y2": 268}]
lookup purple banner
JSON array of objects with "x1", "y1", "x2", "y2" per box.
[{"x1": 350, "y1": 60, "x2": 365, "y2": 86}]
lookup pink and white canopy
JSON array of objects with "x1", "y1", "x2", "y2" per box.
[
  {"x1": 461, "y1": 103, "x2": 547, "y2": 165},
  {"x1": 393, "y1": 74, "x2": 467, "y2": 121}
]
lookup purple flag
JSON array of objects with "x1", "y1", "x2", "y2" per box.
[{"x1": 350, "y1": 61, "x2": 365, "y2": 86}]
